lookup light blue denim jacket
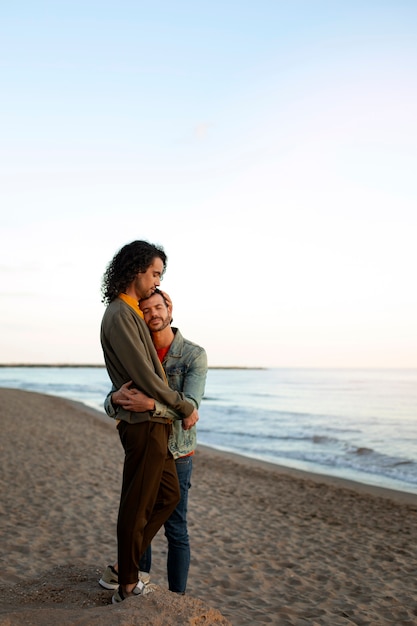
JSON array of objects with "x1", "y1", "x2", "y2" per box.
[{"x1": 104, "y1": 327, "x2": 207, "y2": 459}]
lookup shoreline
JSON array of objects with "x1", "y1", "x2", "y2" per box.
[
  {"x1": 67, "y1": 394, "x2": 417, "y2": 501},
  {"x1": 2, "y1": 383, "x2": 417, "y2": 499},
  {"x1": 197, "y1": 443, "x2": 417, "y2": 506}
]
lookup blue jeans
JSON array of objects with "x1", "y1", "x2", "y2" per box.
[{"x1": 139, "y1": 455, "x2": 193, "y2": 593}]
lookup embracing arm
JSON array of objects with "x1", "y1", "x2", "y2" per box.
[
  {"x1": 106, "y1": 308, "x2": 195, "y2": 418},
  {"x1": 105, "y1": 382, "x2": 199, "y2": 430},
  {"x1": 105, "y1": 346, "x2": 207, "y2": 430}
]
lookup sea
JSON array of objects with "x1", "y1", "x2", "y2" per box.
[{"x1": 1, "y1": 366, "x2": 416, "y2": 495}]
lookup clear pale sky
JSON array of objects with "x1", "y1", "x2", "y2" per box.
[{"x1": 1, "y1": 1, "x2": 416, "y2": 368}]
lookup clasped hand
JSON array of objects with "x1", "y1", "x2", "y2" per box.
[{"x1": 112, "y1": 381, "x2": 199, "y2": 430}]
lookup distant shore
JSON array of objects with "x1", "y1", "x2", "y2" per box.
[{"x1": 0, "y1": 363, "x2": 266, "y2": 369}]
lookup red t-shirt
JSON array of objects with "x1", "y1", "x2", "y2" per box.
[{"x1": 156, "y1": 346, "x2": 170, "y2": 363}]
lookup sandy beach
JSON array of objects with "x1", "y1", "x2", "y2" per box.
[{"x1": 1, "y1": 388, "x2": 417, "y2": 625}]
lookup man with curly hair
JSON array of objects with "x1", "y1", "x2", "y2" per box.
[
  {"x1": 99, "y1": 288, "x2": 207, "y2": 596},
  {"x1": 100, "y1": 240, "x2": 199, "y2": 603}
]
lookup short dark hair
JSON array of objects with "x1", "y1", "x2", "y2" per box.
[
  {"x1": 139, "y1": 288, "x2": 173, "y2": 324},
  {"x1": 139, "y1": 288, "x2": 169, "y2": 308},
  {"x1": 101, "y1": 240, "x2": 167, "y2": 304}
]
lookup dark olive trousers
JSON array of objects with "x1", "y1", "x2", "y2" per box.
[{"x1": 117, "y1": 420, "x2": 180, "y2": 585}]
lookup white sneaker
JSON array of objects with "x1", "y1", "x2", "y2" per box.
[
  {"x1": 112, "y1": 580, "x2": 156, "y2": 603},
  {"x1": 99, "y1": 565, "x2": 151, "y2": 591},
  {"x1": 99, "y1": 565, "x2": 119, "y2": 590}
]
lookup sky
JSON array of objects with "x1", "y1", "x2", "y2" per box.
[{"x1": 1, "y1": 1, "x2": 417, "y2": 368}]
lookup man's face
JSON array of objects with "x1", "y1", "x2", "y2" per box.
[
  {"x1": 140, "y1": 293, "x2": 172, "y2": 333},
  {"x1": 133, "y1": 258, "x2": 164, "y2": 300}
]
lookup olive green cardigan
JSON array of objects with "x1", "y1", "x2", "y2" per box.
[{"x1": 100, "y1": 296, "x2": 194, "y2": 424}]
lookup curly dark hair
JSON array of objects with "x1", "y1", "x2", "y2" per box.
[{"x1": 101, "y1": 240, "x2": 167, "y2": 304}]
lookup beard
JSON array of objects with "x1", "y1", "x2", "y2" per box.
[{"x1": 147, "y1": 314, "x2": 171, "y2": 332}]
